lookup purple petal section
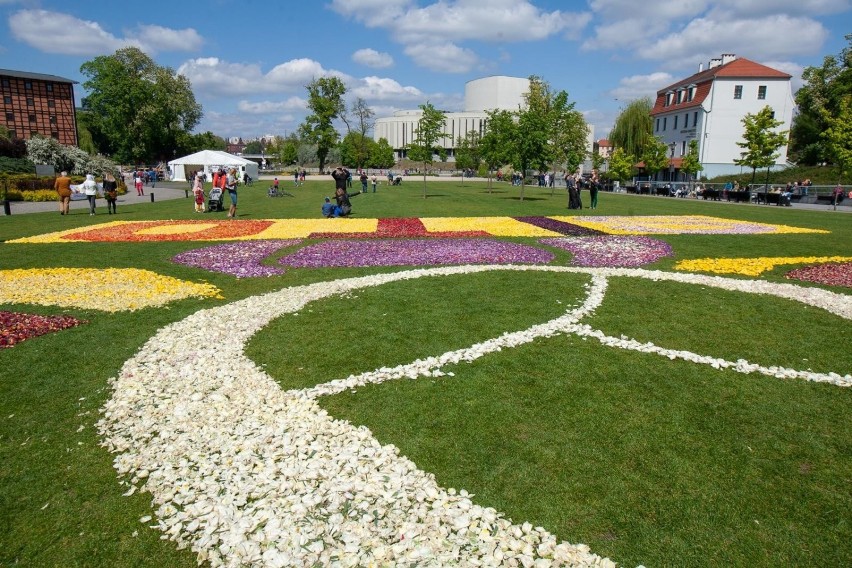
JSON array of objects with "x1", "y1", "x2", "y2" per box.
[
  {"x1": 172, "y1": 240, "x2": 301, "y2": 277},
  {"x1": 515, "y1": 216, "x2": 606, "y2": 236},
  {"x1": 279, "y1": 238, "x2": 554, "y2": 268},
  {"x1": 540, "y1": 236, "x2": 673, "y2": 267}
]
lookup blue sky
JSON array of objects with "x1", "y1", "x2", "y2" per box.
[{"x1": 1, "y1": 0, "x2": 850, "y2": 141}]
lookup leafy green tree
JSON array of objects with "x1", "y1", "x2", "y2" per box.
[
  {"x1": 641, "y1": 137, "x2": 670, "y2": 179},
  {"x1": 479, "y1": 109, "x2": 516, "y2": 193},
  {"x1": 791, "y1": 34, "x2": 852, "y2": 165},
  {"x1": 607, "y1": 147, "x2": 636, "y2": 183},
  {"x1": 341, "y1": 97, "x2": 375, "y2": 169},
  {"x1": 609, "y1": 97, "x2": 654, "y2": 158},
  {"x1": 340, "y1": 132, "x2": 376, "y2": 168},
  {"x1": 370, "y1": 137, "x2": 396, "y2": 169},
  {"x1": 680, "y1": 139, "x2": 704, "y2": 186},
  {"x1": 299, "y1": 77, "x2": 346, "y2": 173},
  {"x1": 514, "y1": 76, "x2": 553, "y2": 200},
  {"x1": 734, "y1": 105, "x2": 788, "y2": 185},
  {"x1": 297, "y1": 142, "x2": 317, "y2": 167},
  {"x1": 407, "y1": 102, "x2": 447, "y2": 198},
  {"x1": 185, "y1": 131, "x2": 227, "y2": 153},
  {"x1": 822, "y1": 94, "x2": 852, "y2": 184},
  {"x1": 243, "y1": 140, "x2": 264, "y2": 154},
  {"x1": 454, "y1": 130, "x2": 481, "y2": 187},
  {"x1": 80, "y1": 47, "x2": 202, "y2": 164},
  {"x1": 75, "y1": 110, "x2": 98, "y2": 155},
  {"x1": 547, "y1": 89, "x2": 588, "y2": 196}
]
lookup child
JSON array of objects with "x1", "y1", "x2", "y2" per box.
[
  {"x1": 322, "y1": 197, "x2": 338, "y2": 218},
  {"x1": 193, "y1": 175, "x2": 205, "y2": 212}
]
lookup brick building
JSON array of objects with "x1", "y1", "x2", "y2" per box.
[{"x1": 1, "y1": 69, "x2": 78, "y2": 146}]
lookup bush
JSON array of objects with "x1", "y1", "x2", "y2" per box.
[{"x1": 0, "y1": 156, "x2": 36, "y2": 174}]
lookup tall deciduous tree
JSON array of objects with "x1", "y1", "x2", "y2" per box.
[
  {"x1": 641, "y1": 137, "x2": 670, "y2": 180},
  {"x1": 679, "y1": 139, "x2": 703, "y2": 188},
  {"x1": 407, "y1": 102, "x2": 446, "y2": 198},
  {"x1": 607, "y1": 147, "x2": 636, "y2": 184},
  {"x1": 479, "y1": 109, "x2": 516, "y2": 193},
  {"x1": 454, "y1": 130, "x2": 481, "y2": 187},
  {"x1": 822, "y1": 94, "x2": 852, "y2": 184},
  {"x1": 370, "y1": 137, "x2": 396, "y2": 169},
  {"x1": 341, "y1": 97, "x2": 375, "y2": 169},
  {"x1": 791, "y1": 34, "x2": 852, "y2": 165},
  {"x1": 609, "y1": 98, "x2": 654, "y2": 159},
  {"x1": 299, "y1": 77, "x2": 346, "y2": 174},
  {"x1": 547, "y1": 89, "x2": 589, "y2": 192},
  {"x1": 80, "y1": 47, "x2": 201, "y2": 164},
  {"x1": 734, "y1": 105, "x2": 788, "y2": 185},
  {"x1": 515, "y1": 76, "x2": 552, "y2": 201}
]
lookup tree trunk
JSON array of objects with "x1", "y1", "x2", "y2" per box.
[{"x1": 422, "y1": 161, "x2": 427, "y2": 198}]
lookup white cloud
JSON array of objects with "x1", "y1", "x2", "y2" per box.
[
  {"x1": 404, "y1": 42, "x2": 479, "y2": 73},
  {"x1": 352, "y1": 48, "x2": 394, "y2": 68},
  {"x1": 349, "y1": 76, "x2": 423, "y2": 101},
  {"x1": 8, "y1": 9, "x2": 202, "y2": 56},
  {"x1": 237, "y1": 97, "x2": 307, "y2": 114},
  {"x1": 608, "y1": 72, "x2": 674, "y2": 101}
]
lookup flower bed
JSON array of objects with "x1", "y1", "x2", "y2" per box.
[
  {"x1": 540, "y1": 236, "x2": 674, "y2": 267},
  {"x1": 310, "y1": 217, "x2": 488, "y2": 239},
  {"x1": 675, "y1": 256, "x2": 852, "y2": 276},
  {"x1": 0, "y1": 310, "x2": 86, "y2": 347},
  {"x1": 278, "y1": 238, "x2": 555, "y2": 268},
  {"x1": 0, "y1": 268, "x2": 222, "y2": 311},
  {"x1": 785, "y1": 262, "x2": 852, "y2": 288},
  {"x1": 553, "y1": 215, "x2": 828, "y2": 235},
  {"x1": 172, "y1": 240, "x2": 301, "y2": 278},
  {"x1": 515, "y1": 216, "x2": 606, "y2": 236}
]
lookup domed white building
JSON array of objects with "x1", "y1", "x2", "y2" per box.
[{"x1": 373, "y1": 76, "x2": 592, "y2": 164}]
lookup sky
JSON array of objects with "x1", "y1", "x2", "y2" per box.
[{"x1": 1, "y1": 0, "x2": 851, "y2": 142}]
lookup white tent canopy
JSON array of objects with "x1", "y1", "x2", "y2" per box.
[{"x1": 167, "y1": 150, "x2": 259, "y2": 182}]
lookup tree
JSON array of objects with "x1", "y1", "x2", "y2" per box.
[
  {"x1": 479, "y1": 109, "x2": 517, "y2": 193},
  {"x1": 680, "y1": 139, "x2": 704, "y2": 187},
  {"x1": 370, "y1": 137, "x2": 396, "y2": 169},
  {"x1": 641, "y1": 137, "x2": 670, "y2": 180},
  {"x1": 790, "y1": 34, "x2": 852, "y2": 165},
  {"x1": 183, "y1": 131, "x2": 227, "y2": 153},
  {"x1": 734, "y1": 105, "x2": 788, "y2": 185},
  {"x1": 822, "y1": 94, "x2": 852, "y2": 184},
  {"x1": 514, "y1": 76, "x2": 552, "y2": 201},
  {"x1": 609, "y1": 98, "x2": 654, "y2": 158},
  {"x1": 243, "y1": 140, "x2": 264, "y2": 154},
  {"x1": 26, "y1": 135, "x2": 118, "y2": 175},
  {"x1": 341, "y1": 97, "x2": 375, "y2": 169},
  {"x1": 339, "y1": 132, "x2": 376, "y2": 168},
  {"x1": 299, "y1": 77, "x2": 346, "y2": 173},
  {"x1": 607, "y1": 147, "x2": 636, "y2": 184},
  {"x1": 80, "y1": 47, "x2": 202, "y2": 164},
  {"x1": 547, "y1": 89, "x2": 589, "y2": 197},
  {"x1": 454, "y1": 130, "x2": 481, "y2": 187},
  {"x1": 407, "y1": 102, "x2": 446, "y2": 198}
]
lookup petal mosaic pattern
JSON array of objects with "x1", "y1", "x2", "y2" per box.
[
  {"x1": 515, "y1": 216, "x2": 606, "y2": 236},
  {"x1": 554, "y1": 215, "x2": 828, "y2": 235},
  {"x1": 0, "y1": 268, "x2": 222, "y2": 311},
  {"x1": 540, "y1": 236, "x2": 674, "y2": 267},
  {"x1": 675, "y1": 256, "x2": 852, "y2": 276},
  {"x1": 785, "y1": 262, "x2": 852, "y2": 288},
  {"x1": 172, "y1": 240, "x2": 301, "y2": 278},
  {"x1": 0, "y1": 310, "x2": 86, "y2": 347},
  {"x1": 278, "y1": 238, "x2": 555, "y2": 268},
  {"x1": 310, "y1": 217, "x2": 488, "y2": 239}
]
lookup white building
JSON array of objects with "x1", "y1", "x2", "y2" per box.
[
  {"x1": 650, "y1": 54, "x2": 794, "y2": 179},
  {"x1": 373, "y1": 75, "x2": 594, "y2": 167}
]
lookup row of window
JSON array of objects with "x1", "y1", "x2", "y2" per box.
[
  {"x1": 734, "y1": 84, "x2": 767, "y2": 100},
  {"x1": 1, "y1": 78, "x2": 56, "y2": 91},
  {"x1": 664, "y1": 85, "x2": 696, "y2": 107},
  {"x1": 6, "y1": 112, "x2": 58, "y2": 123},
  {"x1": 3, "y1": 95, "x2": 57, "y2": 108},
  {"x1": 655, "y1": 111, "x2": 701, "y2": 133},
  {"x1": 4, "y1": 129, "x2": 61, "y2": 140}
]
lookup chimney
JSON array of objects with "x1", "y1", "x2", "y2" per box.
[
  {"x1": 721, "y1": 53, "x2": 737, "y2": 65},
  {"x1": 708, "y1": 58, "x2": 722, "y2": 69},
  {"x1": 698, "y1": 62, "x2": 704, "y2": 72}
]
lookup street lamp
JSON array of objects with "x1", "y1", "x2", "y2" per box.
[{"x1": 668, "y1": 142, "x2": 676, "y2": 181}]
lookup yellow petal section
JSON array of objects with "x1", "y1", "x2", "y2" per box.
[
  {"x1": 0, "y1": 268, "x2": 222, "y2": 311},
  {"x1": 251, "y1": 218, "x2": 379, "y2": 239},
  {"x1": 420, "y1": 217, "x2": 561, "y2": 236},
  {"x1": 675, "y1": 256, "x2": 852, "y2": 276}
]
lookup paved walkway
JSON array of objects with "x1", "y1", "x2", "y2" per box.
[{"x1": 3, "y1": 178, "x2": 849, "y2": 215}]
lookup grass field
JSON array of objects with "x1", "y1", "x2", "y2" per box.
[{"x1": 1, "y1": 179, "x2": 850, "y2": 567}]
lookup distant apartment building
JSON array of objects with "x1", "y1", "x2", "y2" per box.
[
  {"x1": 650, "y1": 54, "x2": 794, "y2": 178},
  {"x1": 594, "y1": 139, "x2": 612, "y2": 159},
  {"x1": 1, "y1": 69, "x2": 78, "y2": 146}
]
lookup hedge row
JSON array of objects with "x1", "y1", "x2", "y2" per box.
[{"x1": 0, "y1": 174, "x2": 127, "y2": 201}]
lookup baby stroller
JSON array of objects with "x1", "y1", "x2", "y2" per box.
[
  {"x1": 208, "y1": 187, "x2": 224, "y2": 212},
  {"x1": 392, "y1": 176, "x2": 402, "y2": 186}
]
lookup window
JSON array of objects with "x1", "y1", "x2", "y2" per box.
[
  {"x1": 684, "y1": 113, "x2": 689, "y2": 128},
  {"x1": 47, "y1": 100, "x2": 55, "y2": 108},
  {"x1": 3, "y1": 96, "x2": 10, "y2": 104},
  {"x1": 758, "y1": 85, "x2": 767, "y2": 100},
  {"x1": 682, "y1": 141, "x2": 687, "y2": 156},
  {"x1": 5, "y1": 112, "x2": 13, "y2": 121},
  {"x1": 687, "y1": 86, "x2": 695, "y2": 101},
  {"x1": 1, "y1": 78, "x2": 9, "y2": 87},
  {"x1": 46, "y1": 83, "x2": 53, "y2": 92},
  {"x1": 8, "y1": 130, "x2": 15, "y2": 139},
  {"x1": 51, "y1": 131, "x2": 59, "y2": 139},
  {"x1": 49, "y1": 115, "x2": 56, "y2": 124},
  {"x1": 24, "y1": 81, "x2": 32, "y2": 90},
  {"x1": 26, "y1": 98, "x2": 34, "y2": 107},
  {"x1": 674, "y1": 115, "x2": 678, "y2": 129},
  {"x1": 665, "y1": 92, "x2": 673, "y2": 106},
  {"x1": 655, "y1": 118, "x2": 660, "y2": 132},
  {"x1": 677, "y1": 90, "x2": 683, "y2": 104},
  {"x1": 694, "y1": 111, "x2": 699, "y2": 127},
  {"x1": 663, "y1": 117, "x2": 667, "y2": 130},
  {"x1": 734, "y1": 85, "x2": 743, "y2": 99},
  {"x1": 28, "y1": 114, "x2": 36, "y2": 122}
]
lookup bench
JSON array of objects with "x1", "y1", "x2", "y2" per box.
[
  {"x1": 816, "y1": 194, "x2": 845, "y2": 204},
  {"x1": 756, "y1": 192, "x2": 782, "y2": 205},
  {"x1": 701, "y1": 189, "x2": 721, "y2": 200},
  {"x1": 727, "y1": 190, "x2": 751, "y2": 203}
]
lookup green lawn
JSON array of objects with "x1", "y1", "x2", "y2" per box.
[{"x1": 1, "y1": 179, "x2": 850, "y2": 566}]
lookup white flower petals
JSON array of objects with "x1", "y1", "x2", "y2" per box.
[{"x1": 98, "y1": 265, "x2": 850, "y2": 567}]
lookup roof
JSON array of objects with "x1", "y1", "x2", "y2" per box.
[
  {"x1": 650, "y1": 57, "x2": 790, "y2": 116},
  {"x1": 0, "y1": 68, "x2": 77, "y2": 84},
  {"x1": 597, "y1": 139, "x2": 612, "y2": 147},
  {"x1": 168, "y1": 150, "x2": 254, "y2": 166}
]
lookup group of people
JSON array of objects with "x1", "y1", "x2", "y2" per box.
[
  {"x1": 195, "y1": 167, "x2": 239, "y2": 216},
  {"x1": 322, "y1": 166, "x2": 355, "y2": 217},
  {"x1": 53, "y1": 171, "x2": 119, "y2": 216},
  {"x1": 564, "y1": 172, "x2": 601, "y2": 210}
]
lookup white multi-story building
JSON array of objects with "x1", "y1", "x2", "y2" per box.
[
  {"x1": 373, "y1": 75, "x2": 594, "y2": 166},
  {"x1": 650, "y1": 54, "x2": 794, "y2": 179}
]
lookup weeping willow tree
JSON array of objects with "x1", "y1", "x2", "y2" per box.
[{"x1": 609, "y1": 97, "x2": 654, "y2": 158}]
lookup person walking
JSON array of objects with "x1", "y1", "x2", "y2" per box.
[
  {"x1": 102, "y1": 172, "x2": 118, "y2": 214},
  {"x1": 82, "y1": 174, "x2": 99, "y2": 216},
  {"x1": 135, "y1": 171, "x2": 144, "y2": 196},
  {"x1": 54, "y1": 170, "x2": 72, "y2": 215},
  {"x1": 371, "y1": 174, "x2": 377, "y2": 193},
  {"x1": 225, "y1": 168, "x2": 238, "y2": 218}
]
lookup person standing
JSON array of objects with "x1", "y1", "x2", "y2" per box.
[
  {"x1": 371, "y1": 174, "x2": 377, "y2": 193},
  {"x1": 225, "y1": 168, "x2": 238, "y2": 218},
  {"x1": 360, "y1": 171, "x2": 368, "y2": 193},
  {"x1": 82, "y1": 174, "x2": 99, "y2": 216},
  {"x1": 331, "y1": 166, "x2": 349, "y2": 193},
  {"x1": 102, "y1": 172, "x2": 118, "y2": 214},
  {"x1": 135, "y1": 171, "x2": 144, "y2": 196},
  {"x1": 589, "y1": 173, "x2": 600, "y2": 210},
  {"x1": 193, "y1": 174, "x2": 205, "y2": 213},
  {"x1": 54, "y1": 170, "x2": 72, "y2": 215}
]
